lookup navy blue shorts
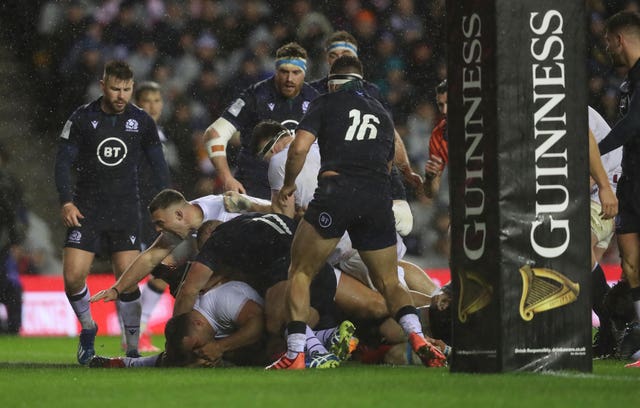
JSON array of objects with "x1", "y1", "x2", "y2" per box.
[
  {"x1": 615, "y1": 177, "x2": 640, "y2": 234},
  {"x1": 63, "y1": 205, "x2": 141, "y2": 253},
  {"x1": 304, "y1": 175, "x2": 397, "y2": 251}
]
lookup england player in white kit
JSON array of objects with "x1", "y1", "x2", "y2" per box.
[
  {"x1": 90, "y1": 190, "x2": 269, "y2": 304},
  {"x1": 589, "y1": 106, "x2": 622, "y2": 260},
  {"x1": 90, "y1": 280, "x2": 265, "y2": 368}
]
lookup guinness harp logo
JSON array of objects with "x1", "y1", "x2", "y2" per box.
[
  {"x1": 458, "y1": 270, "x2": 493, "y2": 323},
  {"x1": 519, "y1": 265, "x2": 579, "y2": 321}
]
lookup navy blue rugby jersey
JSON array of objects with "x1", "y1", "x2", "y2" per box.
[
  {"x1": 599, "y1": 59, "x2": 640, "y2": 182},
  {"x1": 310, "y1": 76, "x2": 406, "y2": 199},
  {"x1": 220, "y1": 77, "x2": 319, "y2": 197},
  {"x1": 297, "y1": 83, "x2": 395, "y2": 181},
  {"x1": 196, "y1": 212, "x2": 297, "y2": 294},
  {"x1": 55, "y1": 97, "x2": 165, "y2": 208}
]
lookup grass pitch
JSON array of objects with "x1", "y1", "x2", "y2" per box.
[{"x1": 0, "y1": 335, "x2": 636, "y2": 408}]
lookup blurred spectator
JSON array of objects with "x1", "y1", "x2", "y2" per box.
[
  {"x1": 351, "y1": 9, "x2": 379, "y2": 72},
  {"x1": 405, "y1": 39, "x2": 441, "y2": 105},
  {"x1": 102, "y1": 0, "x2": 145, "y2": 57},
  {"x1": 164, "y1": 97, "x2": 201, "y2": 199},
  {"x1": 188, "y1": 67, "x2": 226, "y2": 124},
  {"x1": 292, "y1": 0, "x2": 333, "y2": 79},
  {"x1": 127, "y1": 33, "x2": 159, "y2": 80},
  {"x1": 405, "y1": 99, "x2": 438, "y2": 174},
  {"x1": 0, "y1": 142, "x2": 26, "y2": 334},
  {"x1": 152, "y1": 0, "x2": 187, "y2": 57},
  {"x1": 388, "y1": 0, "x2": 423, "y2": 45}
]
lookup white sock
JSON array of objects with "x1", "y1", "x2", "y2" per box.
[
  {"x1": 314, "y1": 327, "x2": 337, "y2": 347},
  {"x1": 68, "y1": 285, "x2": 95, "y2": 330},
  {"x1": 124, "y1": 354, "x2": 160, "y2": 368},
  {"x1": 306, "y1": 326, "x2": 329, "y2": 355},
  {"x1": 140, "y1": 282, "x2": 163, "y2": 333},
  {"x1": 286, "y1": 333, "x2": 306, "y2": 359},
  {"x1": 118, "y1": 294, "x2": 141, "y2": 352},
  {"x1": 398, "y1": 313, "x2": 423, "y2": 337}
]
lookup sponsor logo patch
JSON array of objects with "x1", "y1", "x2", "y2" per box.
[
  {"x1": 228, "y1": 98, "x2": 245, "y2": 117},
  {"x1": 97, "y1": 137, "x2": 128, "y2": 166},
  {"x1": 125, "y1": 119, "x2": 139, "y2": 132},
  {"x1": 318, "y1": 212, "x2": 332, "y2": 228}
]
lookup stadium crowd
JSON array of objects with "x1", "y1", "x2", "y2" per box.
[{"x1": 0, "y1": 0, "x2": 635, "y2": 269}]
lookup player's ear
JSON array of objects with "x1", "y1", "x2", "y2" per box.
[{"x1": 175, "y1": 208, "x2": 184, "y2": 220}]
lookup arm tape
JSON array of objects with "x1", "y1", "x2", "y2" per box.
[{"x1": 206, "y1": 117, "x2": 237, "y2": 158}]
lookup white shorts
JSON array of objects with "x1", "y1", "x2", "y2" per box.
[
  {"x1": 590, "y1": 201, "x2": 615, "y2": 249},
  {"x1": 392, "y1": 200, "x2": 413, "y2": 237},
  {"x1": 338, "y1": 252, "x2": 407, "y2": 291}
]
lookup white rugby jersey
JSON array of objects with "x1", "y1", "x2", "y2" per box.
[
  {"x1": 190, "y1": 194, "x2": 269, "y2": 222},
  {"x1": 268, "y1": 142, "x2": 321, "y2": 207},
  {"x1": 193, "y1": 281, "x2": 264, "y2": 338},
  {"x1": 589, "y1": 106, "x2": 622, "y2": 203}
]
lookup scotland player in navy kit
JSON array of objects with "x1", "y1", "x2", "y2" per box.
[
  {"x1": 310, "y1": 31, "x2": 422, "y2": 235},
  {"x1": 267, "y1": 56, "x2": 446, "y2": 370},
  {"x1": 203, "y1": 42, "x2": 319, "y2": 199},
  {"x1": 598, "y1": 13, "x2": 640, "y2": 357},
  {"x1": 54, "y1": 60, "x2": 169, "y2": 364}
]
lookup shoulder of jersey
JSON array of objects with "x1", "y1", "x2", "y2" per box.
[{"x1": 302, "y1": 83, "x2": 321, "y2": 97}]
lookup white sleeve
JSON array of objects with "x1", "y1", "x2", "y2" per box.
[
  {"x1": 213, "y1": 282, "x2": 263, "y2": 337},
  {"x1": 268, "y1": 151, "x2": 287, "y2": 193}
]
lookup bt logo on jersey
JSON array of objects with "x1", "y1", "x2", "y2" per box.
[{"x1": 96, "y1": 137, "x2": 128, "y2": 166}]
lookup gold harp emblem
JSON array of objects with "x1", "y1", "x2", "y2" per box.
[
  {"x1": 458, "y1": 269, "x2": 493, "y2": 323},
  {"x1": 518, "y1": 265, "x2": 580, "y2": 321}
]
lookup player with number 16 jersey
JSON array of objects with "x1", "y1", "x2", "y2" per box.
[{"x1": 299, "y1": 66, "x2": 396, "y2": 250}]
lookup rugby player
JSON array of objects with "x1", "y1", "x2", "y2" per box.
[
  {"x1": 267, "y1": 56, "x2": 446, "y2": 370},
  {"x1": 54, "y1": 60, "x2": 170, "y2": 364},
  {"x1": 202, "y1": 42, "x2": 319, "y2": 199},
  {"x1": 598, "y1": 11, "x2": 640, "y2": 362}
]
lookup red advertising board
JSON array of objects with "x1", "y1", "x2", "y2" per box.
[{"x1": 10, "y1": 265, "x2": 621, "y2": 336}]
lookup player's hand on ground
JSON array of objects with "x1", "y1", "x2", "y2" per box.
[
  {"x1": 90, "y1": 287, "x2": 119, "y2": 303},
  {"x1": 424, "y1": 156, "x2": 444, "y2": 180},
  {"x1": 222, "y1": 176, "x2": 246, "y2": 194},
  {"x1": 223, "y1": 191, "x2": 252, "y2": 212},
  {"x1": 61, "y1": 202, "x2": 84, "y2": 228},
  {"x1": 598, "y1": 186, "x2": 618, "y2": 219}
]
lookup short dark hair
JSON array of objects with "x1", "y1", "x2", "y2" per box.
[
  {"x1": 436, "y1": 79, "x2": 447, "y2": 95},
  {"x1": 275, "y1": 42, "x2": 307, "y2": 60},
  {"x1": 103, "y1": 60, "x2": 134, "y2": 81},
  {"x1": 326, "y1": 31, "x2": 358, "y2": 49},
  {"x1": 135, "y1": 81, "x2": 162, "y2": 102},
  {"x1": 163, "y1": 313, "x2": 193, "y2": 367},
  {"x1": 148, "y1": 189, "x2": 187, "y2": 214},
  {"x1": 329, "y1": 55, "x2": 363, "y2": 76},
  {"x1": 606, "y1": 10, "x2": 640, "y2": 37},
  {"x1": 250, "y1": 120, "x2": 289, "y2": 156}
]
